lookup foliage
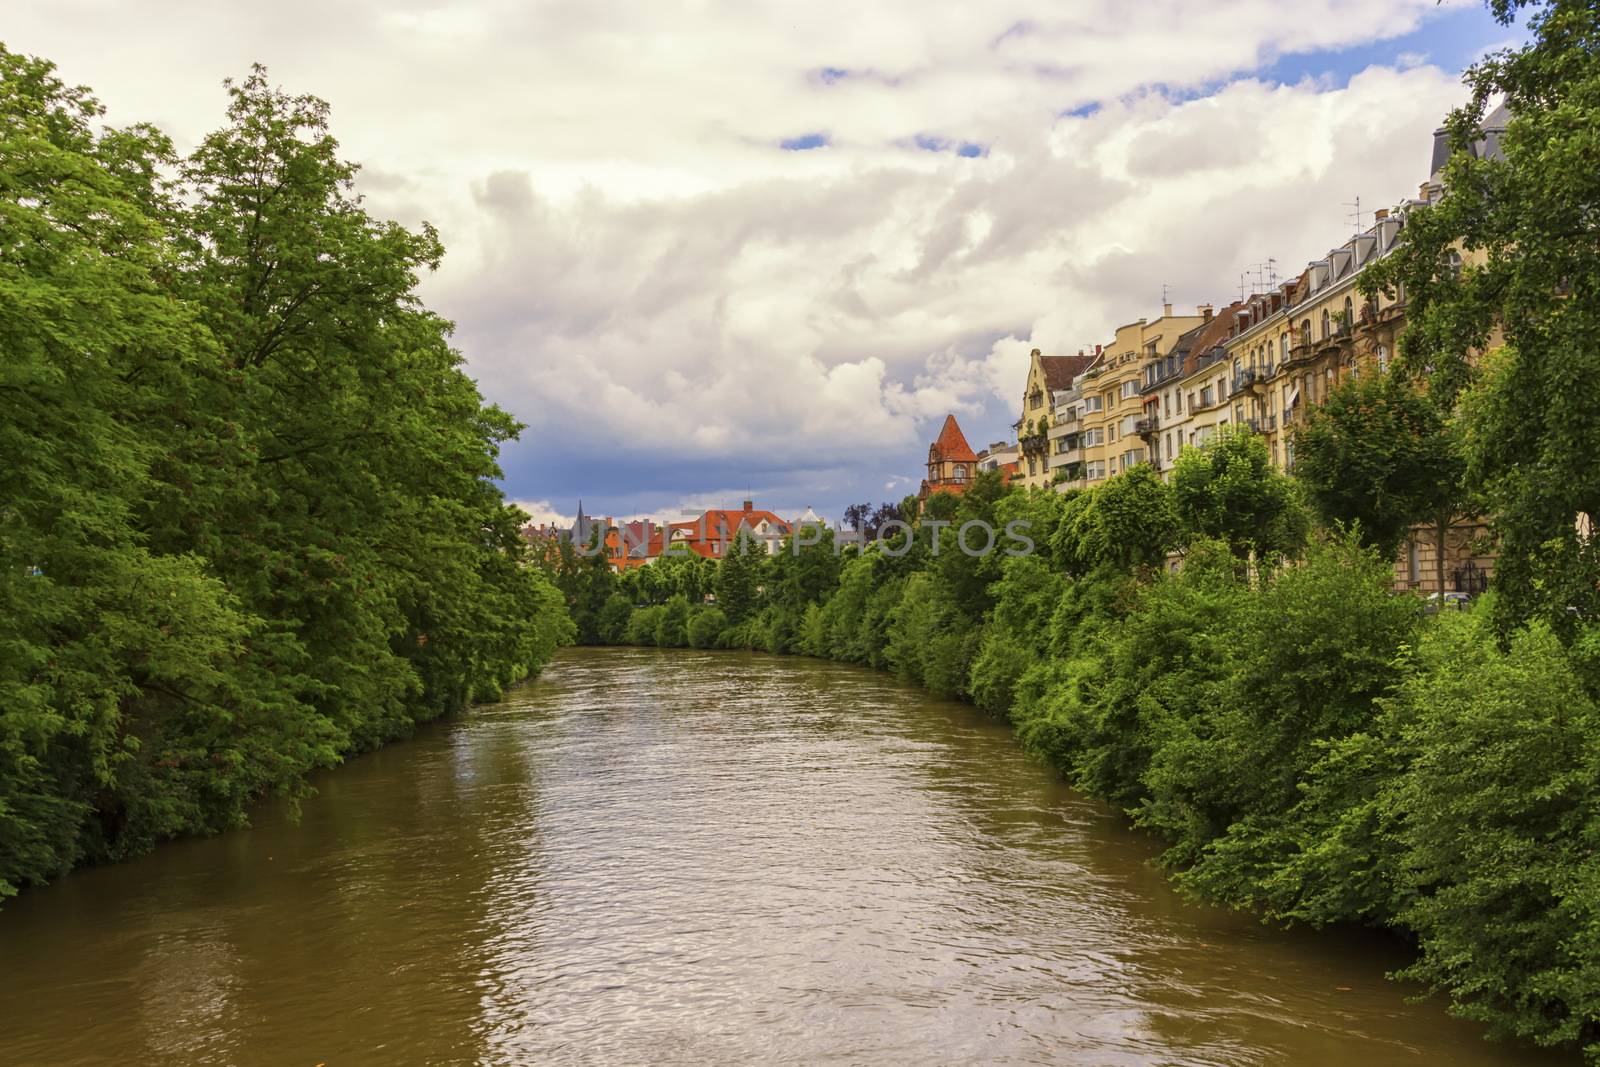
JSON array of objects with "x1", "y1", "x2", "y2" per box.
[
  {"x1": 0, "y1": 53, "x2": 570, "y2": 898},
  {"x1": 1292, "y1": 373, "x2": 1467, "y2": 562},
  {"x1": 1053, "y1": 466, "x2": 1180, "y2": 575},
  {"x1": 1171, "y1": 428, "x2": 1307, "y2": 565},
  {"x1": 714, "y1": 530, "x2": 768, "y2": 625},
  {"x1": 1363, "y1": 0, "x2": 1600, "y2": 635}
]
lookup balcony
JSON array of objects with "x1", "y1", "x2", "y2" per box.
[
  {"x1": 1229, "y1": 368, "x2": 1259, "y2": 397},
  {"x1": 1019, "y1": 433, "x2": 1049, "y2": 455},
  {"x1": 1284, "y1": 342, "x2": 1316, "y2": 368},
  {"x1": 1134, "y1": 415, "x2": 1160, "y2": 438}
]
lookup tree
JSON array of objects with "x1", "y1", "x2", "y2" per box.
[
  {"x1": 714, "y1": 529, "x2": 767, "y2": 624},
  {"x1": 1054, "y1": 464, "x2": 1180, "y2": 575},
  {"x1": 1363, "y1": 0, "x2": 1600, "y2": 634},
  {"x1": 0, "y1": 53, "x2": 572, "y2": 895},
  {"x1": 1293, "y1": 374, "x2": 1469, "y2": 588},
  {"x1": 1172, "y1": 429, "x2": 1306, "y2": 567}
]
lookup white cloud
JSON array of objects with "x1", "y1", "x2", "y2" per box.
[{"x1": 4, "y1": 0, "x2": 1478, "y2": 512}]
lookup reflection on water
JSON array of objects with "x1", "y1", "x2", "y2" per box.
[{"x1": 0, "y1": 648, "x2": 1563, "y2": 1065}]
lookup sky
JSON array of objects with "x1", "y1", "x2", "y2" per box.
[{"x1": 5, "y1": 1, "x2": 1527, "y2": 527}]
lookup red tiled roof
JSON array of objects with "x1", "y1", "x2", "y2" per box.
[
  {"x1": 931, "y1": 414, "x2": 977, "y2": 463},
  {"x1": 669, "y1": 507, "x2": 791, "y2": 559}
]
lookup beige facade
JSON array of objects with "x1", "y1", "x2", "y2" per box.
[
  {"x1": 1079, "y1": 309, "x2": 1206, "y2": 484},
  {"x1": 1015, "y1": 348, "x2": 1094, "y2": 489}
]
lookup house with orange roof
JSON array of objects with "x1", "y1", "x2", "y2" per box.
[
  {"x1": 919, "y1": 415, "x2": 978, "y2": 499},
  {"x1": 668, "y1": 501, "x2": 792, "y2": 558}
]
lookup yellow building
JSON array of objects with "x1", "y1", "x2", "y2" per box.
[
  {"x1": 1014, "y1": 348, "x2": 1094, "y2": 489},
  {"x1": 1078, "y1": 308, "x2": 1205, "y2": 484}
]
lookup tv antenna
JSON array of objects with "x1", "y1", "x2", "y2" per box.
[{"x1": 1344, "y1": 195, "x2": 1363, "y2": 236}]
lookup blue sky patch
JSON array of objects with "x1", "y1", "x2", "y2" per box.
[{"x1": 780, "y1": 132, "x2": 830, "y2": 150}]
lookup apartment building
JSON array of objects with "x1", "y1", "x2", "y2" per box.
[
  {"x1": 1078, "y1": 308, "x2": 1207, "y2": 484},
  {"x1": 1014, "y1": 347, "x2": 1095, "y2": 489}
]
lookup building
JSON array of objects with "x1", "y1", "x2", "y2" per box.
[
  {"x1": 1015, "y1": 348, "x2": 1096, "y2": 489},
  {"x1": 976, "y1": 440, "x2": 1021, "y2": 483},
  {"x1": 1046, "y1": 367, "x2": 1098, "y2": 491},
  {"x1": 1138, "y1": 303, "x2": 1242, "y2": 475},
  {"x1": 669, "y1": 502, "x2": 793, "y2": 558},
  {"x1": 920, "y1": 414, "x2": 978, "y2": 498},
  {"x1": 1077, "y1": 308, "x2": 1208, "y2": 485}
]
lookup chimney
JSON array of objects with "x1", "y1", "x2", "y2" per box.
[
  {"x1": 1197, "y1": 303, "x2": 1213, "y2": 321},
  {"x1": 1374, "y1": 208, "x2": 1389, "y2": 221},
  {"x1": 1162, "y1": 303, "x2": 1173, "y2": 317},
  {"x1": 742, "y1": 500, "x2": 753, "y2": 512},
  {"x1": 1094, "y1": 343, "x2": 1103, "y2": 356}
]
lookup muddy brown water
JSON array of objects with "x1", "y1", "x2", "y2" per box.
[{"x1": 0, "y1": 647, "x2": 1563, "y2": 1065}]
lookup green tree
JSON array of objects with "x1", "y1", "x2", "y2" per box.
[
  {"x1": 714, "y1": 529, "x2": 767, "y2": 624},
  {"x1": 1292, "y1": 374, "x2": 1467, "y2": 582},
  {"x1": 1363, "y1": 0, "x2": 1600, "y2": 634},
  {"x1": 1054, "y1": 465, "x2": 1180, "y2": 575},
  {"x1": 1172, "y1": 429, "x2": 1307, "y2": 567}
]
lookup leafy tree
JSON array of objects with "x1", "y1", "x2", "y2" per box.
[
  {"x1": 1363, "y1": 0, "x2": 1600, "y2": 634},
  {"x1": 714, "y1": 529, "x2": 767, "y2": 624},
  {"x1": 1054, "y1": 465, "x2": 1179, "y2": 575},
  {"x1": 1382, "y1": 612, "x2": 1600, "y2": 1055},
  {"x1": 1292, "y1": 373, "x2": 1468, "y2": 583},
  {"x1": 1171, "y1": 429, "x2": 1306, "y2": 566},
  {"x1": 0, "y1": 53, "x2": 570, "y2": 896}
]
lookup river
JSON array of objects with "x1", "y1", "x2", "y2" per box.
[{"x1": 0, "y1": 648, "x2": 1561, "y2": 1065}]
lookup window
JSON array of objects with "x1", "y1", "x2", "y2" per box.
[
  {"x1": 1375, "y1": 344, "x2": 1388, "y2": 372},
  {"x1": 1028, "y1": 457, "x2": 1037, "y2": 475},
  {"x1": 1321, "y1": 309, "x2": 1331, "y2": 339},
  {"x1": 1164, "y1": 393, "x2": 1171, "y2": 417},
  {"x1": 1030, "y1": 389, "x2": 1043, "y2": 409},
  {"x1": 1082, "y1": 427, "x2": 1104, "y2": 447},
  {"x1": 1280, "y1": 334, "x2": 1289, "y2": 361},
  {"x1": 1164, "y1": 432, "x2": 1173, "y2": 459},
  {"x1": 954, "y1": 463, "x2": 968, "y2": 481},
  {"x1": 1200, "y1": 386, "x2": 1213, "y2": 407},
  {"x1": 1342, "y1": 296, "x2": 1353, "y2": 333},
  {"x1": 1300, "y1": 319, "x2": 1311, "y2": 343},
  {"x1": 1085, "y1": 460, "x2": 1106, "y2": 480},
  {"x1": 1081, "y1": 395, "x2": 1103, "y2": 413},
  {"x1": 1120, "y1": 380, "x2": 1139, "y2": 400},
  {"x1": 1447, "y1": 250, "x2": 1463, "y2": 278}
]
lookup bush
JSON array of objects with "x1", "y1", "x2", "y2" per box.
[{"x1": 687, "y1": 606, "x2": 728, "y2": 649}]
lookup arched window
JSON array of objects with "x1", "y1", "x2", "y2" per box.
[
  {"x1": 955, "y1": 463, "x2": 968, "y2": 481},
  {"x1": 1300, "y1": 319, "x2": 1311, "y2": 344},
  {"x1": 1280, "y1": 334, "x2": 1289, "y2": 361},
  {"x1": 1447, "y1": 250, "x2": 1463, "y2": 278},
  {"x1": 1375, "y1": 344, "x2": 1388, "y2": 372},
  {"x1": 1342, "y1": 296, "x2": 1353, "y2": 333},
  {"x1": 1321, "y1": 309, "x2": 1331, "y2": 339}
]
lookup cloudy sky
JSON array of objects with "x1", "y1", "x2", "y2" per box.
[{"x1": 8, "y1": 1, "x2": 1523, "y2": 525}]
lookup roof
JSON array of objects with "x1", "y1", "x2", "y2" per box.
[
  {"x1": 1039, "y1": 354, "x2": 1095, "y2": 391},
  {"x1": 1430, "y1": 101, "x2": 1510, "y2": 182},
  {"x1": 1183, "y1": 304, "x2": 1244, "y2": 368},
  {"x1": 930, "y1": 414, "x2": 977, "y2": 463}
]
